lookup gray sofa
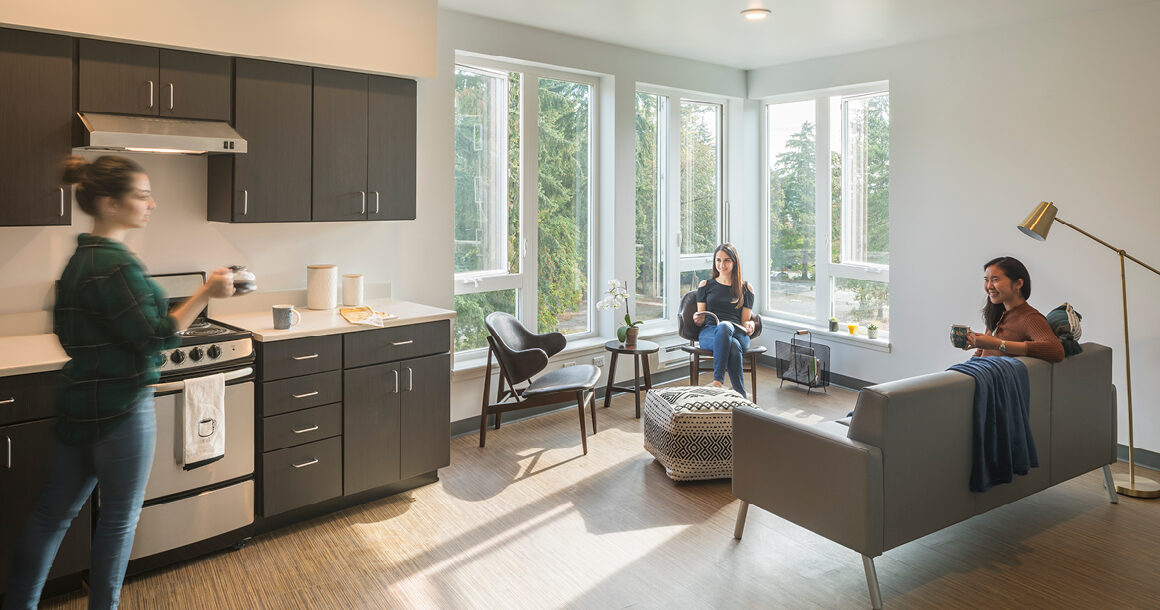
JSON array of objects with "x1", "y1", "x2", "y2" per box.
[{"x1": 732, "y1": 342, "x2": 1118, "y2": 609}]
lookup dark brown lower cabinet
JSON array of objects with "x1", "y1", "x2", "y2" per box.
[{"x1": 0, "y1": 418, "x2": 91, "y2": 596}]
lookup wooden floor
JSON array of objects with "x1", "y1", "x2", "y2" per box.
[{"x1": 42, "y1": 368, "x2": 1160, "y2": 609}]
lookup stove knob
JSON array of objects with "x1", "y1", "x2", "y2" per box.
[
  {"x1": 171, "y1": 349, "x2": 185, "y2": 364},
  {"x1": 207, "y1": 345, "x2": 222, "y2": 359},
  {"x1": 189, "y1": 347, "x2": 203, "y2": 362},
  {"x1": 156, "y1": 352, "x2": 167, "y2": 367}
]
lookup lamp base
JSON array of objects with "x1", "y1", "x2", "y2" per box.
[{"x1": 1113, "y1": 473, "x2": 1160, "y2": 498}]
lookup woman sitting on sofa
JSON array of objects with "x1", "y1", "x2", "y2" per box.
[
  {"x1": 693, "y1": 243, "x2": 756, "y2": 397},
  {"x1": 962, "y1": 256, "x2": 1064, "y2": 362}
]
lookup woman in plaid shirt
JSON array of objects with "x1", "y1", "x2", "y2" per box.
[{"x1": 4, "y1": 156, "x2": 234, "y2": 610}]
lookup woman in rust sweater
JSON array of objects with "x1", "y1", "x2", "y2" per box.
[{"x1": 963, "y1": 256, "x2": 1064, "y2": 362}]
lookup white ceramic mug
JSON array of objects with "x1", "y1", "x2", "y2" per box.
[{"x1": 272, "y1": 304, "x2": 302, "y2": 330}]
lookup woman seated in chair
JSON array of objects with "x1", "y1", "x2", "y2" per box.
[{"x1": 694, "y1": 243, "x2": 756, "y2": 397}]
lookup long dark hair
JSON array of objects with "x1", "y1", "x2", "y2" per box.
[
  {"x1": 61, "y1": 155, "x2": 145, "y2": 216},
  {"x1": 982, "y1": 256, "x2": 1031, "y2": 332},
  {"x1": 711, "y1": 243, "x2": 747, "y2": 308}
]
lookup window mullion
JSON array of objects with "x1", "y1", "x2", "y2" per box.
[
  {"x1": 814, "y1": 95, "x2": 832, "y2": 323},
  {"x1": 520, "y1": 72, "x2": 540, "y2": 332}
]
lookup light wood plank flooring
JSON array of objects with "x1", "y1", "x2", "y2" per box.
[{"x1": 42, "y1": 368, "x2": 1160, "y2": 609}]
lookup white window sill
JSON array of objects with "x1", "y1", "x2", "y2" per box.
[{"x1": 761, "y1": 317, "x2": 892, "y2": 353}]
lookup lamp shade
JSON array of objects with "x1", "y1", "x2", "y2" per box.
[{"x1": 1018, "y1": 201, "x2": 1058, "y2": 241}]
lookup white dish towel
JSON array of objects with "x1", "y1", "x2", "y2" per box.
[{"x1": 182, "y1": 373, "x2": 226, "y2": 471}]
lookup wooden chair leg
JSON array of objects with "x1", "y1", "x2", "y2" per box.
[
  {"x1": 577, "y1": 390, "x2": 589, "y2": 455},
  {"x1": 749, "y1": 354, "x2": 758, "y2": 402},
  {"x1": 495, "y1": 410, "x2": 502, "y2": 430},
  {"x1": 479, "y1": 406, "x2": 489, "y2": 448},
  {"x1": 691, "y1": 354, "x2": 701, "y2": 386},
  {"x1": 479, "y1": 350, "x2": 494, "y2": 448}
]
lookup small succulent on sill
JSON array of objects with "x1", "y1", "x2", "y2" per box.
[
  {"x1": 867, "y1": 323, "x2": 880, "y2": 339},
  {"x1": 596, "y1": 279, "x2": 642, "y2": 342},
  {"x1": 867, "y1": 323, "x2": 879, "y2": 330}
]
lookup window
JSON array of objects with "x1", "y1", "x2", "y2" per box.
[
  {"x1": 764, "y1": 86, "x2": 890, "y2": 335},
  {"x1": 453, "y1": 59, "x2": 597, "y2": 356},
  {"x1": 634, "y1": 88, "x2": 725, "y2": 323}
]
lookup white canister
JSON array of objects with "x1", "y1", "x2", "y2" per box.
[
  {"x1": 342, "y1": 274, "x2": 364, "y2": 306},
  {"x1": 306, "y1": 264, "x2": 338, "y2": 310}
]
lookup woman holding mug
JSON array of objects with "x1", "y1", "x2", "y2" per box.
[
  {"x1": 693, "y1": 243, "x2": 756, "y2": 397},
  {"x1": 3, "y1": 156, "x2": 234, "y2": 609},
  {"x1": 959, "y1": 255, "x2": 1064, "y2": 363}
]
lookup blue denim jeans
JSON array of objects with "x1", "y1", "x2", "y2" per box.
[
  {"x1": 698, "y1": 322, "x2": 751, "y2": 397},
  {"x1": 3, "y1": 390, "x2": 156, "y2": 610}
]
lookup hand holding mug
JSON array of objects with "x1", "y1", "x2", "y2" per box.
[
  {"x1": 693, "y1": 311, "x2": 707, "y2": 325},
  {"x1": 744, "y1": 320, "x2": 755, "y2": 336}
]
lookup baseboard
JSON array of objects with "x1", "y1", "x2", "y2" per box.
[
  {"x1": 450, "y1": 366, "x2": 691, "y2": 438},
  {"x1": 756, "y1": 353, "x2": 873, "y2": 391},
  {"x1": 1118, "y1": 445, "x2": 1160, "y2": 472}
]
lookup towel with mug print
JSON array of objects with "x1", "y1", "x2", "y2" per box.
[{"x1": 182, "y1": 373, "x2": 226, "y2": 470}]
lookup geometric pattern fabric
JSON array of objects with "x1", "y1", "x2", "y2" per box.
[{"x1": 643, "y1": 385, "x2": 755, "y2": 481}]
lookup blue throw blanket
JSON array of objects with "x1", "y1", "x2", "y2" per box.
[{"x1": 947, "y1": 356, "x2": 1038, "y2": 492}]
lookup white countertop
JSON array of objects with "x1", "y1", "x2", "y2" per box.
[
  {"x1": 212, "y1": 297, "x2": 455, "y2": 342},
  {"x1": 0, "y1": 334, "x2": 69, "y2": 377}
]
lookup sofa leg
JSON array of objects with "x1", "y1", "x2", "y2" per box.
[
  {"x1": 1102, "y1": 464, "x2": 1120, "y2": 504},
  {"x1": 733, "y1": 501, "x2": 749, "y2": 540},
  {"x1": 862, "y1": 555, "x2": 883, "y2": 609}
]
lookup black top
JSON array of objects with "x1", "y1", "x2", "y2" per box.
[{"x1": 696, "y1": 278, "x2": 754, "y2": 325}]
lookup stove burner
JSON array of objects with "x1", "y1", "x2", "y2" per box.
[
  {"x1": 187, "y1": 319, "x2": 212, "y2": 329},
  {"x1": 177, "y1": 326, "x2": 229, "y2": 337}
]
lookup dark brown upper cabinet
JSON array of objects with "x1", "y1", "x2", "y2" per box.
[
  {"x1": 79, "y1": 39, "x2": 230, "y2": 121},
  {"x1": 0, "y1": 28, "x2": 73, "y2": 227},
  {"x1": 312, "y1": 69, "x2": 416, "y2": 222},
  {"x1": 208, "y1": 59, "x2": 312, "y2": 223}
]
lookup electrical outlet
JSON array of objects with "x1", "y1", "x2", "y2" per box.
[
  {"x1": 592, "y1": 355, "x2": 606, "y2": 367},
  {"x1": 562, "y1": 361, "x2": 576, "y2": 367}
]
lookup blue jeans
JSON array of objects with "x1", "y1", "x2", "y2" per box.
[
  {"x1": 4, "y1": 390, "x2": 156, "y2": 610},
  {"x1": 698, "y1": 323, "x2": 751, "y2": 397}
]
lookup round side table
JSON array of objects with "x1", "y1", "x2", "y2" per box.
[{"x1": 602, "y1": 339, "x2": 660, "y2": 419}]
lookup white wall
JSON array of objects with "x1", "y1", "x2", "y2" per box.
[
  {"x1": 747, "y1": 1, "x2": 1160, "y2": 453},
  {"x1": 0, "y1": 0, "x2": 436, "y2": 78}
]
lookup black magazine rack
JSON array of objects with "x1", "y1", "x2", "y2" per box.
[{"x1": 775, "y1": 330, "x2": 830, "y2": 393}]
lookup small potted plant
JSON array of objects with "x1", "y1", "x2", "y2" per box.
[
  {"x1": 597, "y1": 279, "x2": 643, "y2": 347},
  {"x1": 828, "y1": 317, "x2": 839, "y2": 332},
  {"x1": 867, "y1": 323, "x2": 879, "y2": 340}
]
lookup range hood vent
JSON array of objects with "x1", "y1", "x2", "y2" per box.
[{"x1": 76, "y1": 112, "x2": 247, "y2": 155}]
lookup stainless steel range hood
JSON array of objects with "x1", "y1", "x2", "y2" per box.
[{"x1": 77, "y1": 112, "x2": 247, "y2": 155}]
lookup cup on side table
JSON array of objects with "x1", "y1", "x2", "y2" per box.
[{"x1": 272, "y1": 304, "x2": 301, "y2": 330}]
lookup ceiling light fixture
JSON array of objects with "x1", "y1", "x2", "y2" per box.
[{"x1": 741, "y1": 8, "x2": 771, "y2": 21}]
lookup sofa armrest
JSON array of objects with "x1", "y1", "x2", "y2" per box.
[{"x1": 733, "y1": 406, "x2": 884, "y2": 557}]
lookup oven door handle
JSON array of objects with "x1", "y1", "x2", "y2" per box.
[{"x1": 149, "y1": 367, "x2": 254, "y2": 394}]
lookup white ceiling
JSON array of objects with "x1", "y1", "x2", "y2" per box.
[{"x1": 439, "y1": 0, "x2": 1152, "y2": 69}]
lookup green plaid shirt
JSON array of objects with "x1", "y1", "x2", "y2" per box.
[{"x1": 54, "y1": 234, "x2": 179, "y2": 444}]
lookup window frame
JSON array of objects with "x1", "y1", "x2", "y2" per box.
[
  {"x1": 454, "y1": 55, "x2": 601, "y2": 357},
  {"x1": 760, "y1": 82, "x2": 890, "y2": 333}
]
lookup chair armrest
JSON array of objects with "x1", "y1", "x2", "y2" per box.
[{"x1": 733, "y1": 406, "x2": 884, "y2": 557}]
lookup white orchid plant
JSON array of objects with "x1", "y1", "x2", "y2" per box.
[{"x1": 596, "y1": 279, "x2": 642, "y2": 343}]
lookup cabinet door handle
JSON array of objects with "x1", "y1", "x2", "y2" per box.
[
  {"x1": 4, "y1": 436, "x2": 10, "y2": 469},
  {"x1": 374, "y1": 191, "x2": 380, "y2": 215},
  {"x1": 360, "y1": 191, "x2": 367, "y2": 215},
  {"x1": 168, "y1": 83, "x2": 175, "y2": 110},
  {"x1": 393, "y1": 369, "x2": 399, "y2": 394},
  {"x1": 291, "y1": 354, "x2": 319, "y2": 360},
  {"x1": 292, "y1": 425, "x2": 320, "y2": 434},
  {"x1": 406, "y1": 367, "x2": 413, "y2": 392},
  {"x1": 391, "y1": 340, "x2": 413, "y2": 346},
  {"x1": 242, "y1": 190, "x2": 249, "y2": 216},
  {"x1": 0, "y1": 398, "x2": 14, "y2": 405},
  {"x1": 292, "y1": 391, "x2": 319, "y2": 399},
  {"x1": 291, "y1": 457, "x2": 319, "y2": 469},
  {"x1": 59, "y1": 187, "x2": 65, "y2": 217},
  {"x1": 147, "y1": 80, "x2": 154, "y2": 109}
]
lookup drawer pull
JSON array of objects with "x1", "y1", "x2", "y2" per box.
[
  {"x1": 4, "y1": 436, "x2": 10, "y2": 469},
  {"x1": 391, "y1": 340, "x2": 413, "y2": 346},
  {"x1": 292, "y1": 391, "x2": 319, "y2": 399},
  {"x1": 292, "y1": 425, "x2": 320, "y2": 434},
  {"x1": 292, "y1": 457, "x2": 319, "y2": 469},
  {"x1": 406, "y1": 367, "x2": 413, "y2": 392},
  {"x1": 0, "y1": 398, "x2": 14, "y2": 405},
  {"x1": 292, "y1": 354, "x2": 319, "y2": 360},
  {"x1": 393, "y1": 369, "x2": 400, "y2": 393}
]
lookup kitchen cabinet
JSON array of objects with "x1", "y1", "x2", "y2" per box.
[
  {"x1": 0, "y1": 28, "x2": 73, "y2": 227},
  {"x1": 79, "y1": 39, "x2": 230, "y2": 121},
  {"x1": 208, "y1": 59, "x2": 312, "y2": 223},
  {"x1": 0, "y1": 373, "x2": 90, "y2": 597},
  {"x1": 312, "y1": 69, "x2": 417, "y2": 222}
]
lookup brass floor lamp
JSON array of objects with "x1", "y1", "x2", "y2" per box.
[{"x1": 1019, "y1": 201, "x2": 1160, "y2": 498}]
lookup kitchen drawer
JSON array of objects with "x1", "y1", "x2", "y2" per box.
[
  {"x1": 0, "y1": 372, "x2": 58, "y2": 426},
  {"x1": 260, "y1": 370, "x2": 341, "y2": 417},
  {"x1": 343, "y1": 320, "x2": 450, "y2": 368},
  {"x1": 263, "y1": 403, "x2": 341, "y2": 451},
  {"x1": 259, "y1": 335, "x2": 341, "y2": 381},
  {"x1": 262, "y1": 436, "x2": 342, "y2": 516}
]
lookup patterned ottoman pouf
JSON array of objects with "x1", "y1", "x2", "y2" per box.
[{"x1": 643, "y1": 385, "x2": 755, "y2": 481}]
